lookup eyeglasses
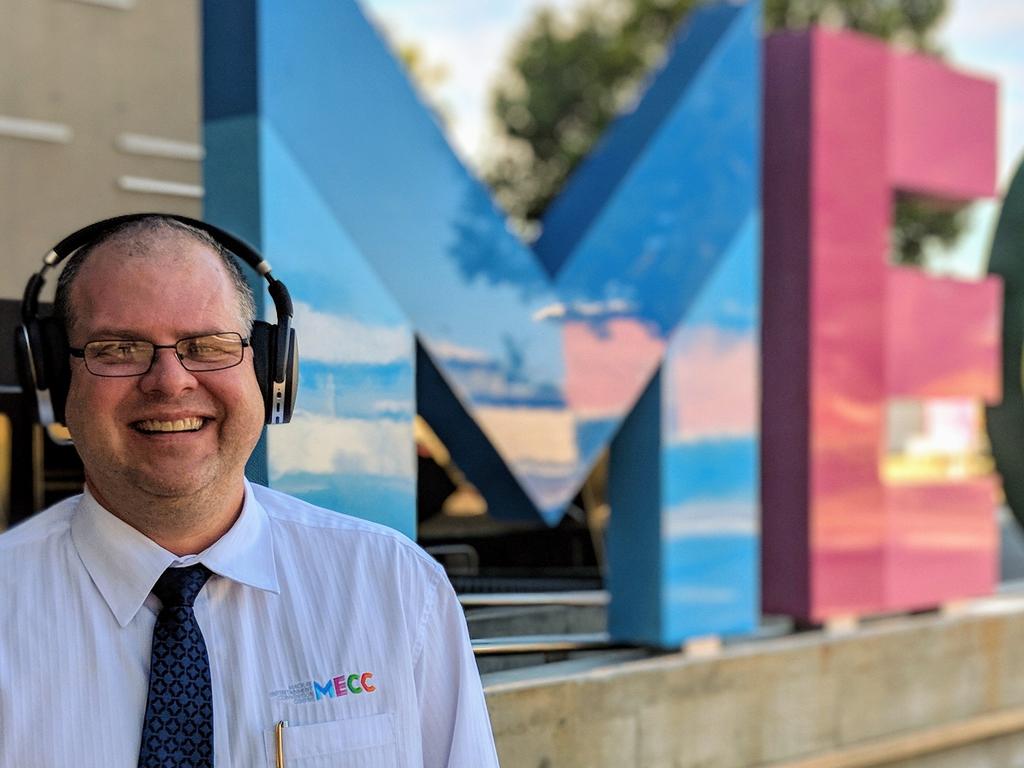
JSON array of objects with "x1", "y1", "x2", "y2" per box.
[{"x1": 69, "y1": 332, "x2": 249, "y2": 377}]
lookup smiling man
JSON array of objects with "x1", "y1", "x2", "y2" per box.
[
  {"x1": 61, "y1": 225, "x2": 265, "y2": 556},
  {"x1": 0, "y1": 216, "x2": 500, "y2": 767}
]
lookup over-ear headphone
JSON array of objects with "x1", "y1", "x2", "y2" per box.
[{"x1": 15, "y1": 213, "x2": 298, "y2": 432}]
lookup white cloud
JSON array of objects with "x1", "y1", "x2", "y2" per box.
[
  {"x1": 427, "y1": 338, "x2": 492, "y2": 363},
  {"x1": 293, "y1": 300, "x2": 410, "y2": 366},
  {"x1": 373, "y1": 399, "x2": 414, "y2": 416},
  {"x1": 268, "y1": 412, "x2": 414, "y2": 480},
  {"x1": 664, "y1": 499, "x2": 759, "y2": 539},
  {"x1": 666, "y1": 585, "x2": 743, "y2": 605},
  {"x1": 533, "y1": 297, "x2": 633, "y2": 321}
]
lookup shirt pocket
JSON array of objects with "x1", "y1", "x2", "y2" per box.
[{"x1": 262, "y1": 712, "x2": 398, "y2": 768}]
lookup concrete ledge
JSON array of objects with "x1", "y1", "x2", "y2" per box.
[{"x1": 484, "y1": 592, "x2": 1024, "y2": 767}]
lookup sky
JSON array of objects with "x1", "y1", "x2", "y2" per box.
[
  {"x1": 934, "y1": 2, "x2": 1024, "y2": 275},
  {"x1": 363, "y1": 0, "x2": 577, "y2": 164},
  {"x1": 363, "y1": 0, "x2": 1023, "y2": 277}
]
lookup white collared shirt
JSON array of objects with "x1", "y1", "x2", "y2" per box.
[{"x1": 0, "y1": 481, "x2": 499, "y2": 767}]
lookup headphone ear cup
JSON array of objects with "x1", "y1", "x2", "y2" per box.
[
  {"x1": 14, "y1": 317, "x2": 69, "y2": 426},
  {"x1": 249, "y1": 321, "x2": 275, "y2": 423},
  {"x1": 249, "y1": 322, "x2": 297, "y2": 425},
  {"x1": 282, "y1": 327, "x2": 297, "y2": 424},
  {"x1": 14, "y1": 322, "x2": 41, "y2": 418},
  {"x1": 38, "y1": 317, "x2": 70, "y2": 426},
  {"x1": 21, "y1": 214, "x2": 297, "y2": 431}
]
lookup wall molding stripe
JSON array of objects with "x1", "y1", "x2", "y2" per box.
[
  {"x1": 116, "y1": 133, "x2": 204, "y2": 161},
  {"x1": 117, "y1": 176, "x2": 203, "y2": 198},
  {"x1": 66, "y1": 0, "x2": 135, "y2": 9},
  {"x1": 0, "y1": 116, "x2": 72, "y2": 144}
]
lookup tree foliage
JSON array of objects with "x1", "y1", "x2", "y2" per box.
[
  {"x1": 487, "y1": 0, "x2": 701, "y2": 225},
  {"x1": 765, "y1": 0, "x2": 947, "y2": 52},
  {"x1": 486, "y1": 0, "x2": 956, "y2": 264},
  {"x1": 891, "y1": 192, "x2": 967, "y2": 265}
]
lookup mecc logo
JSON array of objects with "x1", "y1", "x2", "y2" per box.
[
  {"x1": 313, "y1": 672, "x2": 376, "y2": 701},
  {"x1": 269, "y1": 671, "x2": 377, "y2": 705}
]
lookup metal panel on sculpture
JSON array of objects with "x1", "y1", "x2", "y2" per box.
[
  {"x1": 762, "y1": 28, "x2": 1000, "y2": 621},
  {"x1": 202, "y1": 0, "x2": 761, "y2": 646},
  {"x1": 203, "y1": 2, "x2": 417, "y2": 537}
]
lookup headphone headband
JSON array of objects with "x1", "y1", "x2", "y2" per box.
[
  {"x1": 47, "y1": 214, "x2": 272, "y2": 274},
  {"x1": 26, "y1": 213, "x2": 282, "y2": 324},
  {"x1": 16, "y1": 213, "x2": 298, "y2": 432}
]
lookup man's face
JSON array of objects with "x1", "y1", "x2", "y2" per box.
[{"x1": 63, "y1": 235, "x2": 264, "y2": 505}]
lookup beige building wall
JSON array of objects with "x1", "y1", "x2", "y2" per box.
[{"x1": 0, "y1": 0, "x2": 202, "y2": 300}]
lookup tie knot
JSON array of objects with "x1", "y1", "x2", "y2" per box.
[{"x1": 153, "y1": 564, "x2": 212, "y2": 608}]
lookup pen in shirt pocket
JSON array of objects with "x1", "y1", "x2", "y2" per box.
[{"x1": 275, "y1": 720, "x2": 288, "y2": 768}]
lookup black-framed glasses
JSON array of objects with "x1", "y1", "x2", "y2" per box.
[{"x1": 69, "y1": 332, "x2": 249, "y2": 377}]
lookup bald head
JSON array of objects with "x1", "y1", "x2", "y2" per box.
[{"x1": 54, "y1": 216, "x2": 256, "y2": 335}]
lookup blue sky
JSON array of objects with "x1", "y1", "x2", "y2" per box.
[{"x1": 363, "y1": 0, "x2": 1023, "y2": 277}]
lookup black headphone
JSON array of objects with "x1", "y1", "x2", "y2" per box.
[{"x1": 15, "y1": 213, "x2": 298, "y2": 432}]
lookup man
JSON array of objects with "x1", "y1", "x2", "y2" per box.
[{"x1": 0, "y1": 216, "x2": 500, "y2": 767}]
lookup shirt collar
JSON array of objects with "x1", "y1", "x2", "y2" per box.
[{"x1": 71, "y1": 479, "x2": 280, "y2": 627}]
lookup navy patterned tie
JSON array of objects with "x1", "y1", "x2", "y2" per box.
[{"x1": 138, "y1": 564, "x2": 214, "y2": 768}]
